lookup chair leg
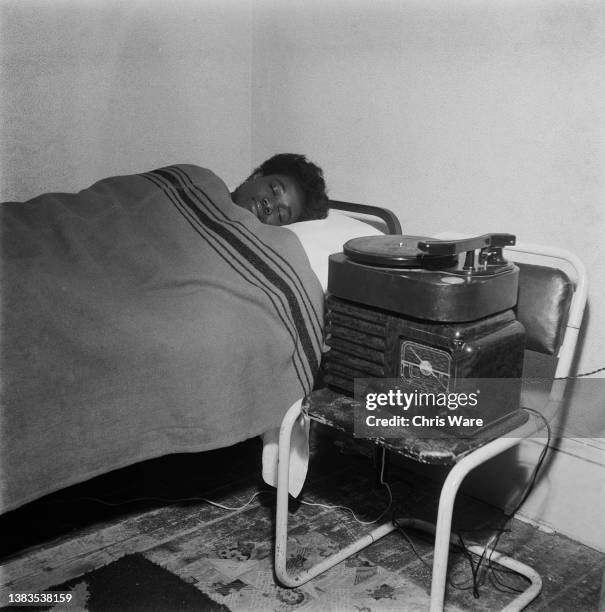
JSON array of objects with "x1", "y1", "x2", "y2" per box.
[
  {"x1": 394, "y1": 517, "x2": 542, "y2": 612},
  {"x1": 427, "y1": 441, "x2": 543, "y2": 612},
  {"x1": 274, "y1": 400, "x2": 396, "y2": 587},
  {"x1": 275, "y1": 407, "x2": 542, "y2": 609}
]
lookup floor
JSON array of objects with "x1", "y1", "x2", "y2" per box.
[{"x1": 0, "y1": 425, "x2": 603, "y2": 611}]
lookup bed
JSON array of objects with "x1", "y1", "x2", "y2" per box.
[{"x1": 0, "y1": 164, "x2": 389, "y2": 514}]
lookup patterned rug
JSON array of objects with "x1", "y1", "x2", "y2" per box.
[
  {"x1": 0, "y1": 481, "x2": 440, "y2": 612},
  {"x1": 5, "y1": 534, "x2": 433, "y2": 612}
]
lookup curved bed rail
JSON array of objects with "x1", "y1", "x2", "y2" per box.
[{"x1": 329, "y1": 199, "x2": 402, "y2": 235}]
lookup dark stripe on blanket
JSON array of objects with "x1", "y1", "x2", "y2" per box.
[
  {"x1": 156, "y1": 170, "x2": 318, "y2": 390},
  {"x1": 169, "y1": 166, "x2": 323, "y2": 336},
  {"x1": 150, "y1": 168, "x2": 321, "y2": 378},
  {"x1": 141, "y1": 171, "x2": 313, "y2": 391},
  {"x1": 143, "y1": 168, "x2": 321, "y2": 391}
]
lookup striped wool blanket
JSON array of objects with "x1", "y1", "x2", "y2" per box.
[{"x1": 0, "y1": 165, "x2": 324, "y2": 513}]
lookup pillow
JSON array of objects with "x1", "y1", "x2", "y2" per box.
[{"x1": 287, "y1": 210, "x2": 384, "y2": 291}]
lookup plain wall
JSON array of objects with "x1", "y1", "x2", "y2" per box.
[
  {"x1": 251, "y1": 0, "x2": 605, "y2": 549},
  {"x1": 0, "y1": 0, "x2": 253, "y2": 201},
  {"x1": 252, "y1": 0, "x2": 604, "y2": 381}
]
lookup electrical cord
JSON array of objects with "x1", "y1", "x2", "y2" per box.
[
  {"x1": 392, "y1": 517, "x2": 481, "y2": 593},
  {"x1": 555, "y1": 365, "x2": 605, "y2": 379},
  {"x1": 470, "y1": 407, "x2": 551, "y2": 596},
  {"x1": 446, "y1": 407, "x2": 551, "y2": 598},
  {"x1": 38, "y1": 448, "x2": 395, "y2": 526},
  {"x1": 38, "y1": 490, "x2": 275, "y2": 511},
  {"x1": 392, "y1": 406, "x2": 552, "y2": 599},
  {"x1": 472, "y1": 407, "x2": 552, "y2": 595},
  {"x1": 298, "y1": 446, "x2": 393, "y2": 525}
]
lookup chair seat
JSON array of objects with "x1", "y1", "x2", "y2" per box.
[{"x1": 304, "y1": 387, "x2": 529, "y2": 466}]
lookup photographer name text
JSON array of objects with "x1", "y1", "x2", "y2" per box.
[{"x1": 364, "y1": 389, "x2": 483, "y2": 428}]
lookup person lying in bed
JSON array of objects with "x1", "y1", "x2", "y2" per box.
[{"x1": 231, "y1": 153, "x2": 329, "y2": 226}]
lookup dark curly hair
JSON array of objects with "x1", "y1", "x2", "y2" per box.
[{"x1": 249, "y1": 153, "x2": 329, "y2": 221}]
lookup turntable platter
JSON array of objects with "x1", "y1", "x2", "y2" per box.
[{"x1": 343, "y1": 235, "x2": 457, "y2": 268}]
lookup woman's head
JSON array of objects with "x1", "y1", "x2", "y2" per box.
[{"x1": 232, "y1": 153, "x2": 329, "y2": 226}]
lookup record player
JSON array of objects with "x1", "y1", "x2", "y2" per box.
[{"x1": 322, "y1": 233, "x2": 526, "y2": 430}]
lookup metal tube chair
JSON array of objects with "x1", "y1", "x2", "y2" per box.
[{"x1": 274, "y1": 230, "x2": 588, "y2": 611}]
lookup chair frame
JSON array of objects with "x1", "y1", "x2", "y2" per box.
[{"x1": 274, "y1": 223, "x2": 588, "y2": 611}]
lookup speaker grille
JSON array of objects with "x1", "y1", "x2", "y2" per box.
[{"x1": 323, "y1": 296, "x2": 387, "y2": 394}]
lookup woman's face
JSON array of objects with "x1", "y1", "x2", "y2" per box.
[{"x1": 232, "y1": 174, "x2": 304, "y2": 226}]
